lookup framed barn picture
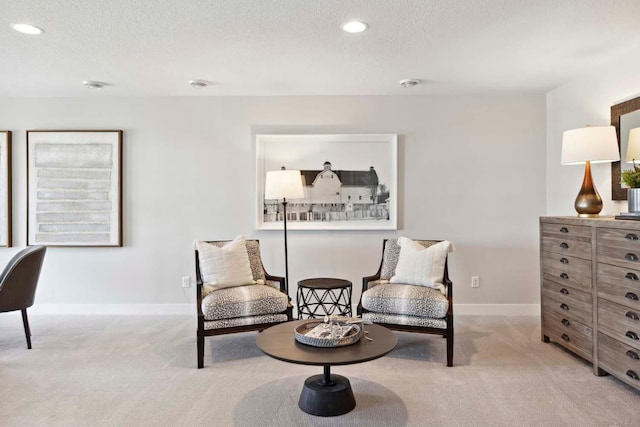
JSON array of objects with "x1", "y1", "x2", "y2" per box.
[
  {"x1": 26, "y1": 130, "x2": 123, "y2": 247},
  {"x1": 0, "y1": 131, "x2": 11, "y2": 247},
  {"x1": 256, "y1": 134, "x2": 398, "y2": 231}
]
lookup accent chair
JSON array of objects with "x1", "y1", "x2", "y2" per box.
[
  {"x1": 357, "y1": 239, "x2": 454, "y2": 366},
  {"x1": 195, "y1": 239, "x2": 293, "y2": 368},
  {"x1": 0, "y1": 245, "x2": 47, "y2": 349}
]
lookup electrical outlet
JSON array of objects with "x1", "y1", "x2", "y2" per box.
[
  {"x1": 471, "y1": 276, "x2": 480, "y2": 288},
  {"x1": 182, "y1": 276, "x2": 190, "y2": 288}
]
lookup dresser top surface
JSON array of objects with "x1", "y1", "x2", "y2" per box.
[{"x1": 541, "y1": 216, "x2": 640, "y2": 230}]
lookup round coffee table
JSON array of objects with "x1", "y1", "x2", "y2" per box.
[{"x1": 256, "y1": 319, "x2": 397, "y2": 417}]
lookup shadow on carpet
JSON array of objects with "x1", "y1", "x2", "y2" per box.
[
  {"x1": 390, "y1": 329, "x2": 485, "y2": 366},
  {"x1": 233, "y1": 375, "x2": 408, "y2": 427}
]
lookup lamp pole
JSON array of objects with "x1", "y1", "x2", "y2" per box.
[
  {"x1": 282, "y1": 197, "x2": 290, "y2": 294},
  {"x1": 264, "y1": 167, "x2": 302, "y2": 298}
]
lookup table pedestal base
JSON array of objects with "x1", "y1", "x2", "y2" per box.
[{"x1": 298, "y1": 371, "x2": 355, "y2": 416}]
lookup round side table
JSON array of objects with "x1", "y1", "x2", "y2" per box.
[{"x1": 297, "y1": 278, "x2": 352, "y2": 319}]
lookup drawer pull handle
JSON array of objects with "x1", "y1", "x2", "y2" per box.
[
  {"x1": 625, "y1": 272, "x2": 639, "y2": 281},
  {"x1": 560, "y1": 257, "x2": 569, "y2": 264},
  {"x1": 626, "y1": 233, "x2": 639, "y2": 241},
  {"x1": 626, "y1": 370, "x2": 640, "y2": 381},
  {"x1": 625, "y1": 292, "x2": 639, "y2": 301},
  {"x1": 561, "y1": 334, "x2": 570, "y2": 342},
  {"x1": 560, "y1": 287, "x2": 570, "y2": 294},
  {"x1": 627, "y1": 350, "x2": 640, "y2": 360},
  {"x1": 560, "y1": 227, "x2": 569, "y2": 233},
  {"x1": 626, "y1": 311, "x2": 640, "y2": 321},
  {"x1": 626, "y1": 331, "x2": 639, "y2": 340},
  {"x1": 560, "y1": 303, "x2": 569, "y2": 311},
  {"x1": 560, "y1": 242, "x2": 569, "y2": 249},
  {"x1": 626, "y1": 253, "x2": 639, "y2": 262},
  {"x1": 560, "y1": 273, "x2": 569, "y2": 280},
  {"x1": 561, "y1": 318, "x2": 570, "y2": 327}
]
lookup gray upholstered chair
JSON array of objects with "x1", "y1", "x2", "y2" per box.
[
  {"x1": 195, "y1": 239, "x2": 293, "y2": 368},
  {"x1": 356, "y1": 239, "x2": 454, "y2": 366},
  {"x1": 0, "y1": 245, "x2": 47, "y2": 349}
]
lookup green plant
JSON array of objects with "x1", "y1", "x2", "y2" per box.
[{"x1": 622, "y1": 163, "x2": 640, "y2": 188}]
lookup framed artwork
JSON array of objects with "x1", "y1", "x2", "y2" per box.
[
  {"x1": 256, "y1": 134, "x2": 398, "y2": 230},
  {"x1": 26, "y1": 130, "x2": 123, "y2": 247},
  {"x1": 0, "y1": 131, "x2": 11, "y2": 247}
]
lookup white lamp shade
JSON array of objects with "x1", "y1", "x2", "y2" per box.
[
  {"x1": 625, "y1": 128, "x2": 640, "y2": 163},
  {"x1": 264, "y1": 170, "x2": 304, "y2": 200},
  {"x1": 561, "y1": 126, "x2": 620, "y2": 165}
]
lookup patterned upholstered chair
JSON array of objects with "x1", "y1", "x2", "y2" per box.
[
  {"x1": 195, "y1": 239, "x2": 293, "y2": 368},
  {"x1": 356, "y1": 239, "x2": 454, "y2": 366}
]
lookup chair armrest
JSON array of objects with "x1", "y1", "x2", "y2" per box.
[
  {"x1": 195, "y1": 249, "x2": 204, "y2": 317},
  {"x1": 358, "y1": 273, "x2": 381, "y2": 316},
  {"x1": 362, "y1": 273, "x2": 381, "y2": 293},
  {"x1": 444, "y1": 276, "x2": 453, "y2": 314},
  {"x1": 443, "y1": 276, "x2": 452, "y2": 291},
  {"x1": 196, "y1": 277, "x2": 204, "y2": 316},
  {"x1": 265, "y1": 273, "x2": 286, "y2": 293}
]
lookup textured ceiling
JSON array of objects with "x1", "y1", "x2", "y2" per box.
[{"x1": 2, "y1": 0, "x2": 640, "y2": 97}]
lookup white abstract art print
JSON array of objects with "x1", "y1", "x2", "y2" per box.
[
  {"x1": 0, "y1": 131, "x2": 11, "y2": 247},
  {"x1": 256, "y1": 134, "x2": 397, "y2": 231},
  {"x1": 27, "y1": 131, "x2": 123, "y2": 246}
]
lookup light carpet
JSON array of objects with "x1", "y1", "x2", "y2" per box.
[{"x1": 0, "y1": 314, "x2": 638, "y2": 426}]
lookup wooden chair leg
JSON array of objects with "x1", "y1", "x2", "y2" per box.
[
  {"x1": 21, "y1": 309, "x2": 32, "y2": 350},
  {"x1": 197, "y1": 333, "x2": 204, "y2": 369},
  {"x1": 446, "y1": 330, "x2": 454, "y2": 367}
]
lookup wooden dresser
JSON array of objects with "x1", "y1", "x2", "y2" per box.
[{"x1": 541, "y1": 217, "x2": 640, "y2": 391}]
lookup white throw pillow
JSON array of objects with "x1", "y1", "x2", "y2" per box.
[
  {"x1": 390, "y1": 237, "x2": 453, "y2": 293},
  {"x1": 194, "y1": 236, "x2": 256, "y2": 290}
]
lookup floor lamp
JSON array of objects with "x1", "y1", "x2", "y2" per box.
[{"x1": 264, "y1": 168, "x2": 304, "y2": 295}]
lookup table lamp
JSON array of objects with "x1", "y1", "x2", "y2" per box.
[
  {"x1": 625, "y1": 128, "x2": 640, "y2": 164},
  {"x1": 624, "y1": 127, "x2": 640, "y2": 213},
  {"x1": 561, "y1": 125, "x2": 619, "y2": 217},
  {"x1": 264, "y1": 167, "x2": 304, "y2": 294}
]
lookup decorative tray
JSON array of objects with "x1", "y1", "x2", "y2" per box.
[{"x1": 294, "y1": 320, "x2": 363, "y2": 348}]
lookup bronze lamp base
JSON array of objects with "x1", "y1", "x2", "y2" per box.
[{"x1": 574, "y1": 161, "x2": 602, "y2": 217}]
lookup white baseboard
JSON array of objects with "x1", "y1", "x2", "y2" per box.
[
  {"x1": 25, "y1": 303, "x2": 540, "y2": 316},
  {"x1": 455, "y1": 304, "x2": 540, "y2": 316},
  {"x1": 28, "y1": 304, "x2": 193, "y2": 315}
]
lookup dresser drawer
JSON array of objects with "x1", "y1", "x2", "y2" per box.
[
  {"x1": 597, "y1": 228, "x2": 640, "y2": 251},
  {"x1": 598, "y1": 332, "x2": 640, "y2": 391},
  {"x1": 598, "y1": 298, "x2": 640, "y2": 351},
  {"x1": 542, "y1": 236, "x2": 592, "y2": 259},
  {"x1": 542, "y1": 252, "x2": 592, "y2": 290},
  {"x1": 543, "y1": 308, "x2": 593, "y2": 342},
  {"x1": 543, "y1": 311, "x2": 593, "y2": 361},
  {"x1": 596, "y1": 263, "x2": 640, "y2": 311},
  {"x1": 541, "y1": 222, "x2": 592, "y2": 239},
  {"x1": 596, "y1": 243, "x2": 640, "y2": 270},
  {"x1": 542, "y1": 281, "x2": 593, "y2": 326}
]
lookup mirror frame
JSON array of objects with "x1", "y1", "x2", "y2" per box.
[{"x1": 611, "y1": 96, "x2": 640, "y2": 200}]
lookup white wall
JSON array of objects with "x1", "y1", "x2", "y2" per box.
[
  {"x1": 546, "y1": 45, "x2": 640, "y2": 216},
  {"x1": 0, "y1": 95, "x2": 545, "y2": 311}
]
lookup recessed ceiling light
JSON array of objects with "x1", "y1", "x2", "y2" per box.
[
  {"x1": 11, "y1": 23, "x2": 44, "y2": 35},
  {"x1": 82, "y1": 80, "x2": 105, "y2": 89},
  {"x1": 189, "y1": 80, "x2": 209, "y2": 88},
  {"x1": 342, "y1": 21, "x2": 368, "y2": 33},
  {"x1": 399, "y1": 79, "x2": 420, "y2": 88}
]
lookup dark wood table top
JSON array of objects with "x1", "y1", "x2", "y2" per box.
[
  {"x1": 297, "y1": 278, "x2": 352, "y2": 290},
  {"x1": 256, "y1": 320, "x2": 397, "y2": 366}
]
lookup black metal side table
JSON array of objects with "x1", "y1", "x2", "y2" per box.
[{"x1": 297, "y1": 277, "x2": 352, "y2": 319}]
